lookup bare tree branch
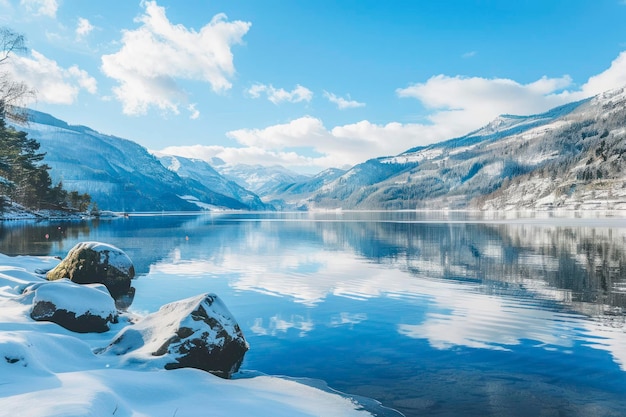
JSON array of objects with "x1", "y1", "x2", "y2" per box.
[
  {"x1": 0, "y1": 27, "x2": 35, "y2": 123},
  {"x1": 0, "y1": 27, "x2": 26, "y2": 65}
]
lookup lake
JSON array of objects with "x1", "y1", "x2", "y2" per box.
[{"x1": 1, "y1": 211, "x2": 626, "y2": 417}]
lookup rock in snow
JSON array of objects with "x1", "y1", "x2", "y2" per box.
[
  {"x1": 43, "y1": 242, "x2": 248, "y2": 375},
  {"x1": 101, "y1": 293, "x2": 249, "y2": 378},
  {"x1": 46, "y1": 241, "x2": 135, "y2": 303},
  {"x1": 27, "y1": 280, "x2": 118, "y2": 333},
  {"x1": 0, "y1": 252, "x2": 377, "y2": 416}
]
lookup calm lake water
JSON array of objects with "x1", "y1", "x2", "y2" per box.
[{"x1": 2, "y1": 211, "x2": 626, "y2": 417}]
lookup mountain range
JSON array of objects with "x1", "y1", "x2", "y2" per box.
[
  {"x1": 10, "y1": 111, "x2": 271, "y2": 212},
  {"x1": 269, "y1": 86, "x2": 626, "y2": 211},
  {"x1": 9, "y1": 85, "x2": 626, "y2": 212}
]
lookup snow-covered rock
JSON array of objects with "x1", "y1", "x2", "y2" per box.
[
  {"x1": 27, "y1": 280, "x2": 118, "y2": 333},
  {"x1": 101, "y1": 293, "x2": 249, "y2": 378},
  {"x1": 46, "y1": 242, "x2": 135, "y2": 303},
  {"x1": 0, "y1": 253, "x2": 378, "y2": 416}
]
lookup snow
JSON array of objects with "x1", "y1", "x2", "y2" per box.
[
  {"x1": 70, "y1": 241, "x2": 135, "y2": 276},
  {"x1": 29, "y1": 279, "x2": 116, "y2": 317},
  {"x1": 382, "y1": 148, "x2": 443, "y2": 164},
  {"x1": 100, "y1": 292, "x2": 247, "y2": 376},
  {"x1": 0, "y1": 253, "x2": 377, "y2": 417}
]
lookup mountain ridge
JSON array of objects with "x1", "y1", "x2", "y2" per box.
[
  {"x1": 8, "y1": 86, "x2": 626, "y2": 212},
  {"x1": 8, "y1": 110, "x2": 270, "y2": 212},
  {"x1": 268, "y1": 86, "x2": 626, "y2": 210}
]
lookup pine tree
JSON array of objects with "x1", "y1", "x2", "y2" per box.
[{"x1": 0, "y1": 105, "x2": 91, "y2": 212}]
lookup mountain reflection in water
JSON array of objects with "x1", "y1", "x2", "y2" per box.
[{"x1": 1, "y1": 211, "x2": 625, "y2": 417}]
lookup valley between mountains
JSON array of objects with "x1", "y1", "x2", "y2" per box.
[{"x1": 11, "y1": 85, "x2": 626, "y2": 213}]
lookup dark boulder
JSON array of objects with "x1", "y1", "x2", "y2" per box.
[
  {"x1": 100, "y1": 293, "x2": 248, "y2": 378},
  {"x1": 46, "y1": 242, "x2": 135, "y2": 304},
  {"x1": 28, "y1": 280, "x2": 118, "y2": 333}
]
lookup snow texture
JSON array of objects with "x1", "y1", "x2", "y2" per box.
[
  {"x1": 0, "y1": 253, "x2": 375, "y2": 417},
  {"x1": 28, "y1": 279, "x2": 116, "y2": 318},
  {"x1": 101, "y1": 293, "x2": 248, "y2": 378},
  {"x1": 8, "y1": 110, "x2": 267, "y2": 212}
]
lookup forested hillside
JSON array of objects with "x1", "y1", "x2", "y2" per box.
[
  {"x1": 0, "y1": 106, "x2": 91, "y2": 213},
  {"x1": 269, "y1": 86, "x2": 626, "y2": 211},
  {"x1": 475, "y1": 88, "x2": 626, "y2": 210}
]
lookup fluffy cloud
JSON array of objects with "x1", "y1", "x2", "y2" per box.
[
  {"x1": 247, "y1": 83, "x2": 313, "y2": 104},
  {"x1": 20, "y1": 0, "x2": 57, "y2": 17},
  {"x1": 101, "y1": 0, "x2": 250, "y2": 115},
  {"x1": 576, "y1": 51, "x2": 626, "y2": 98},
  {"x1": 227, "y1": 116, "x2": 325, "y2": 149},
  {"x1": 396, "y1": 74, "x2": 575, "y2": 137},
  {"x1": 5, "y1": 49, "x2": 97, "y2": 104},
  {"x1": 160, "y1": 116, "x2": 444, "y2": 171},
  {"x1": 158, "y1": 143, "x2": 315, "y2": 168},
  {"x1": 187, "y1": 103, "x2": 200, "y2": 120},
  {"x1": 396, "y1": 50, "x2": 626, "y2": 140},
  {"x1": 323, "y1": 91, "x2": 365, "y2": 109},
  {"x1": 225, "y1": 116, "x2": 379, "y2": 169},
  {"x1": 75, "y1": 17, "x2": 94, "y2": 39},
  {"x1": 161, "y1": 50, "x2": 626, "y2": 173}
]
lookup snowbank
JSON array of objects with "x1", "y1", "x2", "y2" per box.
[{"x1": 0, "y1": 253, "x2": 377, "y2": 417}]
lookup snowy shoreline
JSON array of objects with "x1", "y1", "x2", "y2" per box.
[{"x1": 0, "y1": 252, "x2": 394, "y2": 417}]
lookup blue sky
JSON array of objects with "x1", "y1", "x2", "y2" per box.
[{"x1": 2, "y1": 0, "x2": 626, "y2": 173}]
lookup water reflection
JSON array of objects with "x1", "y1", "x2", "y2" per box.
[
  {"x1": 137, "y1": 214, "x2": 626, "y2": 310},
  {"x1": 2, "y1": 212, "x2": 626, "y2": 417}
]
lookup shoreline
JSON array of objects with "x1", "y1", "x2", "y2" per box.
[{"x1": 0, "y1": 250, "x2": 399, "y2": 417}]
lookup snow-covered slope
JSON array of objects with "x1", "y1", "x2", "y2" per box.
[
  {"x1": 476, "y1": 86, "x2": 626, "y2": 210},
  {"x1": 279, "y1": 86, "x2": 626, "y2": 210},
  {"x1": 0, "y1": 253, "x2": 384, "y2": 417},
  {"x1": 216, "y1": 163, "x2": 311, "y2": 196},
  {"x1": 10, "y1": 85, "x2": 626, "y2": 212},
  {"x1": 263, "y1": 167, "x2": 347, "y2": 209},
  {"x1": 10, "y1": 111, "x2": 266, "y2": 212},
  {"x1": 155, "y1": 154, "x2": 270, "y2": 210}
]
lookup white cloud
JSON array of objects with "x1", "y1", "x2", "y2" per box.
[
  {"x1": 396, "y1": 73, "x2": 575, "y2": 137},
  {"x1": 67, "y1": 66, "x2": 97, "y2": 94},
  {"x1": 158, "y1": 144, "x2": 315, "y2": 168},
  {"x1": 101, "y1": 0, "x2": 250, "y2": 115},
  {"x1": 161, "y1": 50, "x2": 626, "y2": 174},
  {"x1": 396, "y1": 50, "x2": 626, "y2": 140},
  {"x1": 75, "y1": 17, "x2": 94, "y2": 39},
  {"x1": 323, "y1": 91, "x2": 365, "y2": 109},
  {"x1": 20, "y1": 0, "x2": 57, "y2": 18},
  {"x1": 576, "y1": 51, "x2": 626, "y2": 98},
  {"x1": 159, "y1": 116, "x2": 448, "y2": 171},
  {"x1": 227, "y1": 116, "x2": 325, "y2": 149},
  {"x1": 187, "y1": 103, "x2": 200, "y2": 120},
  {"x1": 247, "y1": 83, "x2": 313, "y2": 104},
  {"x1": 462, "y1": 51, "x2": 477, "y2": 59},
  {"x1": 5, "y1": 49, "x2": 97, "y2": 104}
]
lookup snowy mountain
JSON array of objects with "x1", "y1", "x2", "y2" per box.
[
  {"x1": 215, "y1": 163, "x2": 311, "y2": 196},
  {"x1": 155, "y1": 154, "x2": 268, "y2": 210},
  {"x1": 272, "y1": 86, "x2": 626, "y2": 210},
  {"x1": 261, "y1": 168, "x2": 347, "y2": 210},
  {"x1": 476, "y1": 87, "x2": 626, "y2": 210},
  {"x1": 11, "y1": 111, "x2": 268, "y2": 212},
  {"x1": 11, "y1": 85, "x2": 626, "y2": 212}
]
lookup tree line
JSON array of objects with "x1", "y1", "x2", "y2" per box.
[{"x1": 0, "y1": 27, "x2": 92, "y2": 214}]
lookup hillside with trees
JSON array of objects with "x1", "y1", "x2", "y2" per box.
[{"x1": 267, "y1": 86, "x2": 626, "y2": 211}]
